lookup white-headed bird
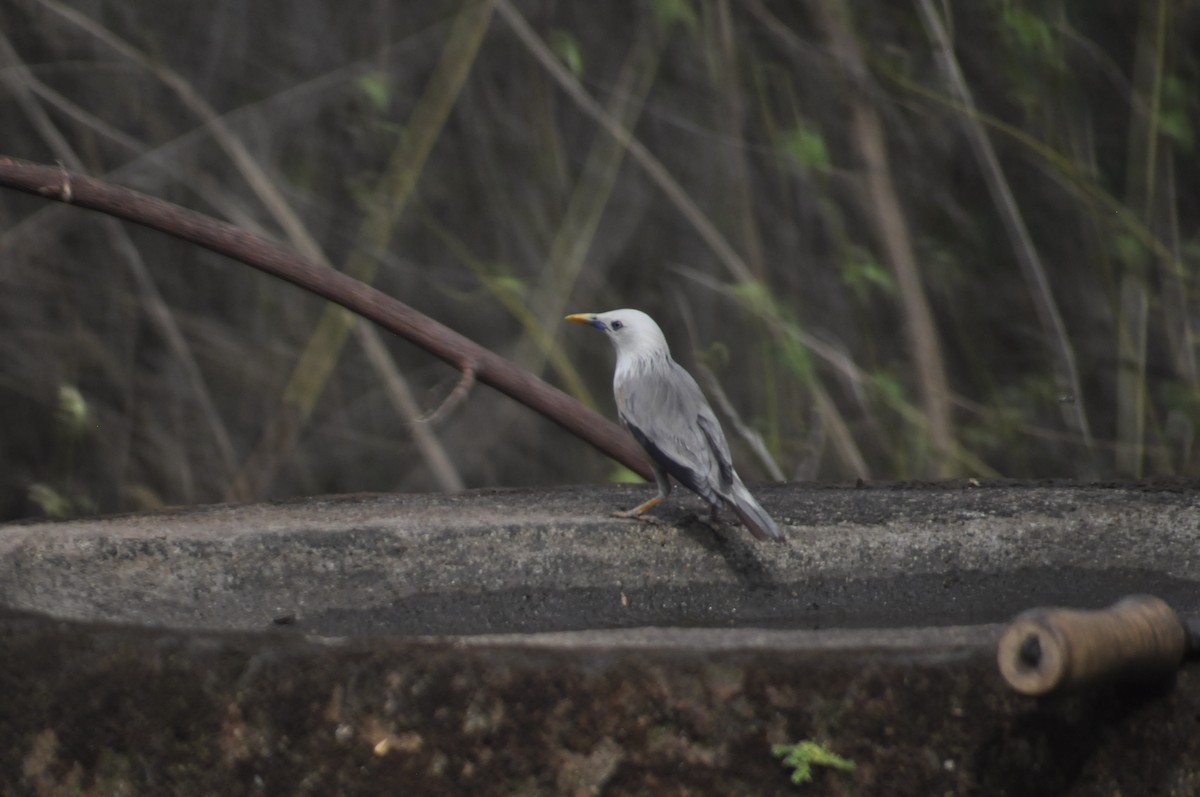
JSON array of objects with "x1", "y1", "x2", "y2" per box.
[{"x1": 566, "y1": 309, "x2": 783, "y2": 542}]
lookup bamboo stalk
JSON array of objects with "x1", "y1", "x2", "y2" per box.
[
  {"x1": 229, "y1": 0, "x2": 498, "y2": 498},
  {"x1": 1115, "y1": 0, "x2": 1167, "y2": 478},
  {"x1": 513, "y1": 27, "x2": 664, "y2": 383},
  {"x1": 916, "y1": 0, "x2": 1097, "y2": 473},
  {"x1": 710, "y1": 0, "x2": 767, "y2": 281},
  {"x1": 814, "y1": 0, "x2": 956, "y2": 478}
]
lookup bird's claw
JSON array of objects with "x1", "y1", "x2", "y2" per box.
[{"x1": 610, "y1": 510, "x2": 661, "y2": 526}]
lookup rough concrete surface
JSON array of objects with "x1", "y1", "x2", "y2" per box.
[{"x1": 1, "y1": 480, "x2": 1199, "y2": 795}]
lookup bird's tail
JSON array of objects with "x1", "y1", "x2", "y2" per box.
[{"x1": 725, "y1": 477, "x2": 784, "y2": 542}]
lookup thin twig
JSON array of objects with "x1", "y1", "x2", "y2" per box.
[
  {"x1": 355, "y1": 323, "x2": 466, "y2": 490},
  {"x1": 419, "y1": 366, "x2": 476, "y2": 426}
]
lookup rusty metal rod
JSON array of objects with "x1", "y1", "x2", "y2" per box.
[{"x1": 0, "y1": 156, "x2": 653, "y2": 482}]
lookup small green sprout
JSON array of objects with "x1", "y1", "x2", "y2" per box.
[
  {"x1": 57, "y1": 384, "x2": 91, "y2": 435},
  {"x1": 28, "y1": 483, "x2": 73, "y2": 518},
  {"x1": 772, "y1": 740, "x2": 856, "y2": 786}
]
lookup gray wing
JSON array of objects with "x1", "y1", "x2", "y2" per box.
[{"x1": 616, "y1": 360, "x2": 734, "y2": 505}]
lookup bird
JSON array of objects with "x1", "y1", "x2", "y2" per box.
[{"x1": 565, "y1": 308, "x2": 783, "y2": 542}]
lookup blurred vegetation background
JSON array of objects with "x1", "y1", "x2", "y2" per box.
[{"x1": 1, "y1": 0, "x2": 1198, "y2": 520}]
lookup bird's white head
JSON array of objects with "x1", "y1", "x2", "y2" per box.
[{"x1": 565, "y1": 308, "x2": 672, "y2": 368}]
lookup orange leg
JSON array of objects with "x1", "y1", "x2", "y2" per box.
[
  {"x1": 613, "y1": 463, "x2": 671, "y2": 523},
  {"x1": 611, "y1": 494, "x2": 664, "y2": 520}
]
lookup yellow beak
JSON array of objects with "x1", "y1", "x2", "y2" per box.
[{"x1": 565, "y1": 313, "x2": 598, "y2": 326}]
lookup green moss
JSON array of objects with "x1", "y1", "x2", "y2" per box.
[{"x1": 772, "y1": 740, "x2": 856, "y2": 787}]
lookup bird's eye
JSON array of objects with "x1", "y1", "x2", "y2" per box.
[{"x1": 610, "y1": 320, "x2": 624, "y2": 330}]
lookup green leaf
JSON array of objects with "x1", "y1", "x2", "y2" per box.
[
  {"x1": 355, "y1": 72, "x2": 391, "y2": 112},
  {"x1": 1159, "y1": 107, "x2": 1193, "y2": 152},
  {"x1": 730, "y1": 279, "x2": 777, "y2": 316},
  {"x1": 485, "y1": 273, "x2": 528, "y2": 300},
  {"x1": 841, "y1": 249, "x2": 895, "y2": 300},
  {"x1": 699, "y1": 341, "x2": 731, "y2": 370},
  {"x1": 871, "y1": 370, "x2": 910, "y2": 416},
  {"x1": 1114, "y1": 233, "x2": 1146, "y2": 270},
  {"x1": 780, "y1": 126, "x2": 830, "y2": 172},
  {"x1": 549, "y1": 29, "x2": 584, "y2": 78},
  {"x1": 647, "y1": 0, "x2": 697, "y2": 31},
  {"x1": 28, "y1": 483, "x2": 72, "y2": 518},
  {"x1": 780, "y1": 336, "x2": 812, "y2": 381},
  {"x1": 999, "y1": 7, "x2": 1055, "y2": 61},
  {"x1": 57, "y1": 384, "x2": 91, "y2": 435}
]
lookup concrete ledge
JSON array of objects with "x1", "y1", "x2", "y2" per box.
[
  {"x1": 2, "y1": 482, "x2": 1198, "y2": 635},
  {"x1": 2, "y1": 481, "x2": 1199, "y2": 794}
]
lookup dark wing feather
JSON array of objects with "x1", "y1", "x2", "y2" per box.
[{"x1": 696, "y1": 411, "x2": 734, "y2": 489}]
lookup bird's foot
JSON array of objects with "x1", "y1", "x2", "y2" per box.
[
  {"x1": 611, "y1": 509, "x2": 661, "y2": 525},
  {"x1": 611, "y1": 494, "x2": 665, "y2": 523}
]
